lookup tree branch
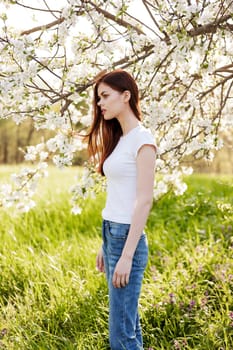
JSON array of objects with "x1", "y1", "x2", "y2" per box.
[
  {"x1": 142, "y1": 0, "x2": 166, "y2": 39},
  {"x1": 199, "y1": 73, "x2": 233, "y2": 99},
  {"x1": 21, "y1": 17, "x2": 65, "y2": 36},
  {"x1": 15, "y1": 1, "x2": 61, "y2": 13},
  {"x1": 188, "y1": 14, "x2": 232, "y2": 36},
  {"x1": 87, "y1": 1, "x2": 145, "y2": 35},
  {"x1": 214, "y1": 63, "x2": 233, "y2": 73},
  {"x1": 112, "y1": 44, "x2": 154, "y2": 68}
]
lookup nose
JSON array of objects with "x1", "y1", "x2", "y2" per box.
[{"x1": 97, "y1": 98, "x2": 102, "y2": 107}]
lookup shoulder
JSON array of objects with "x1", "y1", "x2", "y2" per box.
[
  {"x1": 135, "y1": 125, "x2": 156, "y2": 145},
  {"x1": 133, "y1": 124, "x2": 157, "y2": 157},
  {"x1": 137, "y1": 124, "x2": 154, "y2": 137}
]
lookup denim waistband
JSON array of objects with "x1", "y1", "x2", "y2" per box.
[{"x1": 103, "y1": 219, "x2": 130, "y2": 228}]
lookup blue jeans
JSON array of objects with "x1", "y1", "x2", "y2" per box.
[{"x1": 102, "y1": 220, "x2": 148, "y2": 350}]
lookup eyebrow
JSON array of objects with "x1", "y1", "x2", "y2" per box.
[{"x1": 98, "y1": 90, "x2": 108, "y2": 97}]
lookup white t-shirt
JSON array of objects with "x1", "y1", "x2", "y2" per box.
[{"x1": 102, "y1": 124, "x2": 156, "y2": 224}]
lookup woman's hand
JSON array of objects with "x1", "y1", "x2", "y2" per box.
[
  {"x1": 112, "y1": 255, "x2": 133, "y2": 288},
  {"x1": 96, "y1": 247, "x2": 105, "y2": 273}
]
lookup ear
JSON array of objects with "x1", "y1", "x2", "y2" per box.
[{"x1": 123, "y1": 90, "x2": 131, "y2": 103}]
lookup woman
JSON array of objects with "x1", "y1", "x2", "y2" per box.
[{"x1": 87, "y1": 69, "x2": 156, "y2": 350}]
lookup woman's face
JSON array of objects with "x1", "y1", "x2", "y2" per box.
[{"x1": 97, "y1": 82, "x2": 126, "y2": 120}]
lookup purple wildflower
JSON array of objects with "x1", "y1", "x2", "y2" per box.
[
  {"x1": 169, "y1": 293, "x2": 176, "y2": 304},
  {"x1": 188, "y1": 299, "x2": 196, "y2": 310}
]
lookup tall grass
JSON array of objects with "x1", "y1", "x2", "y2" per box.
[{"x1": 0, "y1": 167, "x2": 232, "y2": 350}]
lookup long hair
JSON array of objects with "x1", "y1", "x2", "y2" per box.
[{"x1": 87, "y1": 69, "x2": 141, "y2": 175}]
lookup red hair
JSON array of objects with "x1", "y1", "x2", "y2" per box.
[{"x1": 87, "y1": 69, "x2": 141, "y2": 175}]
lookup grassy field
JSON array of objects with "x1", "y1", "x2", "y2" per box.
[{"x1": 0, "y1": 166, "x2": 233, "y2": 350}]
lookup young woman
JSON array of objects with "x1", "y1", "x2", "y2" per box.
[{"x1": 87, "y1": 69, "x2": 156, "y2": 350}]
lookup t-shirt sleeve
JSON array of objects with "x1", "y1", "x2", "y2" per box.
[{"x1": 133, "y1": 129, "x2": 157, "y2": 158}]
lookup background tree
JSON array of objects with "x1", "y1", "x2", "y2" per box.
[
  {"x1": 0, "y1": 0, "x2": 233, "y2": 212},
  {"x1": 0, "y1": 118, "x2": 45, "y2": 163}
]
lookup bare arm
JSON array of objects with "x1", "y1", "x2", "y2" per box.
[{"x1": 112, "y1": 144, "x2": 156, "y2": 288}]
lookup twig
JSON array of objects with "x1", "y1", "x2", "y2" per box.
[{"x1": 21, "y1": 17, "x2": 65, "y2": 36}]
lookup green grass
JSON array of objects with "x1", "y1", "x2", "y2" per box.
[{"x1": 0, "y1": 167, "x2": 233, "y2": 349}]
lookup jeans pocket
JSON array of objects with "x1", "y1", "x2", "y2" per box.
[
  {"x1": 108, "y1": 222, "x2": 129, "y2": 256},
  {"x1": 108, "y1": 222, "x2": 130, "y2": 239}
]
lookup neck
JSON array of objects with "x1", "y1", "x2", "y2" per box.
[{"x1": 117, "y1": 112, "x2": 140, "y2": 136}]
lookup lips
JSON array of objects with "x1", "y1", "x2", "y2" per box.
[{"x1": 101, "y1": 109, "x2": 106, "y2": 115}]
